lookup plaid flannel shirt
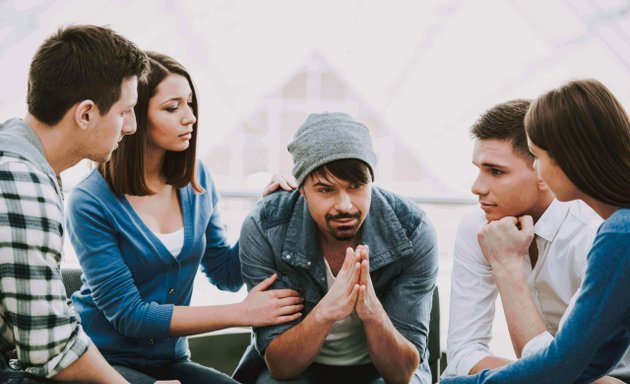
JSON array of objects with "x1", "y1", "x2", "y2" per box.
[{"x1": 0, "y1": 150, "x2": 90, "y2": 378}]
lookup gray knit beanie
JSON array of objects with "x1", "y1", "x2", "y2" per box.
[{"x1": 288, "y1": 112, "x2": 377, "y2": 186}]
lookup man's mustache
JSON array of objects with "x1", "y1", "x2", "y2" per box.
[{"x1": 325, "y1": 212, "x2": 361, "y2": 221}]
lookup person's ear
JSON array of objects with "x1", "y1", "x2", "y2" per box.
[
  {"x1": 74, "y1": 100, "x2": 97, "y2": 130},
  {"x1": 299, "y1": 186, "x2": 305, "y2": 196},
  {"x1": 537, "y1": 177, "x2": 550, "y2": 192}
]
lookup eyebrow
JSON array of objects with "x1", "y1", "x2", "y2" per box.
[
  {"x1": 160, "y1": 97, "x2": 184, "y2": 105},
  {"x1": 474, "y1": 161, "x2": 509, "y2": 169},
  {"x1": 312, "y1": 179, "x2": 337, "y2": 188},
  {"x1": 159, "y1": 93, "x2": 193, "y2": 104}
]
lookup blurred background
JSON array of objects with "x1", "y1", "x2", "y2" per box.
[{"x1": 2, "y1": 0, "x2": 630, "y2": 361}]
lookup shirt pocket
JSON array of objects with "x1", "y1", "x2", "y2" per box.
[{"x1": 277, "y1": 273, "x2": 321, "y2": 314}]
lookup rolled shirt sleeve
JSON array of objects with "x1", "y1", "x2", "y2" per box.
[{"x1": 521, "y1": 331, "x2": 554, "y2": 358}]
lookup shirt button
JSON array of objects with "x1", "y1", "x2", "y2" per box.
[
  {"x1": 321, "y1": 277, "x2": 325, "y2": 281},
  {"x1": 148, "y1": 338, "x2": 155, "y2": 345},
  {"x1": 168, "y1": 288, "x2": 175, "y2": 295},
  {"x1": 285, "y1": 254, "x2": 291, "y2": 260},
  {"x1": 307, "y1": 261, "x2": 312, "y2": 266}
]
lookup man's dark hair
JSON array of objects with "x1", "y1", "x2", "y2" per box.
[
  {"x1": 27, "y1": 24, "x2": 149, "y2": 125},
  {"x1": 308, "y1": 159, "x2": 373, "y2": 186},
  {"x1": 470, "y1": 99, "x2": 533, "y2": 161}
]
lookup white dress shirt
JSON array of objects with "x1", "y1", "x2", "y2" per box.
[{"x1": 444, "y1": 199, "x2": 605, "y2": 377}]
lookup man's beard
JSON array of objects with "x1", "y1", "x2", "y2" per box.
[{"x1": 325, "y1": 212, "x2": 361, "y2": 241}]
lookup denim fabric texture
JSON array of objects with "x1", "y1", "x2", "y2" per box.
[
  {"x1": 239, "y1": 187, "x2": 439, "y2": 383},
  {"x1": 114, "y1": 359, "x2": 238, "y2": 384},
  {"x1": 255, "y1": 362, "x2": 383, "y2": 384}
]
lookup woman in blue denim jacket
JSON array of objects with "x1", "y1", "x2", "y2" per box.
[
  {"x1": 66, "y1": 52, "x2": 303, "y2": 384},
  {"x1": 443, "y1": 79, "x2": 630, "y2": 384}
]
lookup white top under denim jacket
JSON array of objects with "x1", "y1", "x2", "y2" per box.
[
  {"x1": 239, "y1": 187, "x2": 438, "y2": 384},
  {"x1": 316, "y1": 258, "x2": 370, "y2": 365}
]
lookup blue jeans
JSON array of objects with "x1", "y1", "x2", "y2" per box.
[
  {"x1": 114, "y1": 359, "x2": 238, "y2": 384},
  {"x1": 255, "y1": 363, "x2": 386, "y2": 384}
]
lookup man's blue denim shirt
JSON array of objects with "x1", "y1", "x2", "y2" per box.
[{"x1": 239, "y1": 186, "x2": 439, "y2": 379}]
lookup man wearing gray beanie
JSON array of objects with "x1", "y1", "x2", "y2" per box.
[{"x1": 237, "y1": 112, "x2": 438, "y2": 384}]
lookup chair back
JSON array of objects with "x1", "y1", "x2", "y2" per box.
[{"x1": 428, "y1": 285, "x2": 441, "y2": 383}]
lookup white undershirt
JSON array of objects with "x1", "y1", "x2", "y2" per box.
[
  {"x1": 152, "y1": 228, "x2": 184, "y2": 257},
  {"x1": 315, "y1": 258, "x2": 371, "y2": 366}
]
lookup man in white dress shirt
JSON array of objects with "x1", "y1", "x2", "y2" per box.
[{"x1": 443, "y1": 99, "x2": 630, "y2": 383}]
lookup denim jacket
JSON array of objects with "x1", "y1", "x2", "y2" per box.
[{"x1": 239, "y1": 186, "x2": 439, "y2": 379}]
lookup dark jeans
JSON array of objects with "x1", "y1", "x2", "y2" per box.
[
  {"x1": 114, "y1": 359, "x2": 238, "y2": 384},
  {"x1": 255, "y1": 362, "x2": 385, "y2": 384},
  {"x1": 0, "y1": 354, "x2": 59, "y2": 384},
  {"x1": 0, "y1": 370, "x2": 57, "y2": 384}
]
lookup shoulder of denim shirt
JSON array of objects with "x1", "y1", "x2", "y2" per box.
[
  {"x1": 372, "y1": 186, "x2": 429, "y2": 239},
  {"x1": 256, "y1": 189, "x2": 302, "y2": 230}
]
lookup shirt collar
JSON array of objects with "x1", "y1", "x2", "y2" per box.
[
  {"x1": 534, "y1": 198, "x2": 569, "y2": 242},
  {"x1": 0, "y1": 118, "x2": 63, "y2": 199},
  {"x1": 282, "y1": 187, "x2": 413, "y2": 271}
]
